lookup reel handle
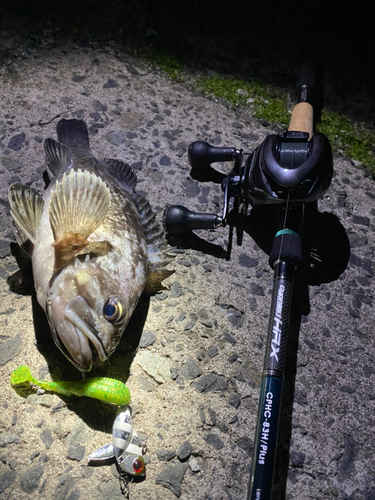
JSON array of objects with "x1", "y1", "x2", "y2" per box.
[
  {"x1": 188, "y1": 141, "x2": 238, "y2": 170},
  {"x1": 164, "y1": 205, "x2": 223, "y2": 235}
]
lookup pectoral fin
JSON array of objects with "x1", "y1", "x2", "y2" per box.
[
  {"x1": 8, "y1": 183, "x2": 44, "y2": 247},
  {"x1": 49, "y1": 169, "x2": 111, "y2": 268},
  {"x1": 144, "y1": 268, "x2": 174, "y2": 294}
]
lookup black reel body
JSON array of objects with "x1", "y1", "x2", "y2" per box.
[{"x1": 244, "y1": 131, "x2": 332, "y2": 205}]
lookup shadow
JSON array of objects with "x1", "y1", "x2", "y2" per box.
[
  {"x1": 167, "y1": 231, "x2": 228, "y2": 260},
  {"x1": 227, "y1": 203, "x2": 350, "y2": 286}
]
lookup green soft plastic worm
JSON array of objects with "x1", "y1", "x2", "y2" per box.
[{"x1": 10, "y1": 365, "x2": 131, "y2": 406}]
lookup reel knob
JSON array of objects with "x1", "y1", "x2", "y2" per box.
[
  {"x1": 188, "y1": 141, "x2": 238, "y2": 169},
  {"x1": 164, "y1": 205, "x2": 223, "y2": 235}
]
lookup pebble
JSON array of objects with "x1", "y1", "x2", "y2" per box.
[
  {"x1": 170, "y1": 281, "x2": 184, "y2": 298},
  {"x1": 53, "y1": 474, "x2": 79, "y2": 500},
  {"x1": 290, "y1": 450, "x2": 306, "y2": 468},
  {"x1": 72, "y1": 74, "x2": 86, "y2": 82},
  {"x1": 188, "y1": 457, "x2": 200, "y2": 473},
  {"x1": 0, "y1": 469, "x2": 16, "y2": 494},
  {"x1": 92, "y1": 100, "x2": 107, "y2": 112},
  {"x1": 139, "y1": 330, "x2": 157, "y2": 348},
  {"x1": 203, "y1": 433, "x2": 224, "y2": 450},
  {"x1": 27, "y1": 394, "x2": 56, "y2": 407},
  {"x1": 226, "y1": 308, "x2": 244, "y2": 327},
  {"x1": 175, "y1": 313, "x2": 186, "y2": 322},
  {"x1": 155, "y1": 462, "x2": 188, "y2": 498},
  {"x1": 159, "y1": 155, "x2": 171, "y2": 166},
  {"x1": 177, "y1": 441, "x2": 192, "y2": 461},
  {"x1": 67, "y1": 444, "x2": 86, "y2": 461},
  {"x1": 227, "y1": 353, "x2": 237, "y2": 363},
  {"x1": 238, "y1": 254, "x2": 259, "y2": 268},
  {"x1": 0, "y1": 333, "x2": 22, "y2": 366},
  {"x1": 40, "y1": 429, "x2": 53, "y2": 450},
  {"x1": 222, "y1": 331, "x2": 237, "y2": 345},
  {"x1": 339, "y1": 385, "x2": 356, "y2": 394},
  {"x1": 98, "y1": 478, "x2": 124, "y2": 499},
  {"x1": 179, "y1": 358, "x2": 202, "y2": 380},
  {"x1": 20, "y1": 465, "x2": 44, "y2": 494},
  {"x1": 79, "y1": 466, "x2": 93, "y2": 479},
  {"x1": 233, "y1": 370, "x2": 246, "y2": 382},
  {"x1": 0, "y1": 432, "x2": 19, "y2": 447},
  {"x1": 135, "y1": 351, "x2": 171, "y2": 384},
  {"x1": 208, "y1": 346, "x2": 219, "y2": 358},
  {"x1": 103, "y1": 79, "x2": 118, "y2": 88},
  {"x1": 183, "y1": 313, "x2": 198, "y2": 331},
  {"x1": 338, "y1": 434, "x2": 358, "y2": 479},
  {"x1": 69, "y1": 421, "x2": 91, "y2": 447},
  {"x1": 137, "y1": 375, "x2": 157, "y2": 392},
  {"x1": 191, "y1": 373, "x2": 228, "y2": 393},
  {"x1": 156, "y1": 449, "x2": 176, "y2": 461},
  {"x1": 177, "y1": 260, "x2": 191, "y2": 267},
  {"x1": 104, "y1": 130, "x2": 124, "y2": 146},
  {"x1": 8, "y1": 132, "x2": 26, "y2": 151},
  {"x1": 237, "y1": 437, "x2": 253, "y2": 455},
  {"x1": 228, "y1": 392, "x2": 241, "y2": 409},
  {"x1": 2, "y1": 156, "x2": 23, "y2": 172},
  {"x1": 249, "y1": 283, "x2": 265, "y2": 296},
  {"x1": 352, "y1": 215, "x2": 370, "y2": 225}
]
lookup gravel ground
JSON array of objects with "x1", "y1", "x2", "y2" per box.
[{"x1": 0, "y1": 7, "x2": 374, "y2": 500}]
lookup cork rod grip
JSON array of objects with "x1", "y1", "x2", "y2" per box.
[{"x1": 288, "y1": 102, "x2": 313, "y2": 139}]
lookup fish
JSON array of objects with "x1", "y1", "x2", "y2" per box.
[
  {"x1": 8, "y1": 119, "x2": 172, "y2": 372},
  {"x1": 10, "y1": 365, "x2": 131, "y2": 406},
  {"x1": 88, "y1": 409, "x2": 146, "y2": 477}
]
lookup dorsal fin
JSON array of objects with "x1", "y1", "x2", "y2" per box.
[
  {"x1": 8, "y1": 183, "x2": 44, "y2": 247},
  {"x1": 132, "y1": 192, "x2": 174, "y2": 275},
  {"x1": 49, "y1": 169, "x2": 111, "y2": 268},
  {"x1": 43, "y1": 138, "x2": 71, "y2": 179},
  {"x1": 103, "y1": 158, "x2": 137, "y2": 192}
]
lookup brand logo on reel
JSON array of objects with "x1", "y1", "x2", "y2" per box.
[{"x1": 270, "y1": 285, "x2": 285, "y2": 362}]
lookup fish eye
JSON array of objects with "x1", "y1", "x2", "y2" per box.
[{"x1": 103, "y1": 296, "x2": 125, "y2": 324}]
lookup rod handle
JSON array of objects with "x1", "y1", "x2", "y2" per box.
[{"x1": 288, "y1": 102, "x2": 313, "y2": 139}]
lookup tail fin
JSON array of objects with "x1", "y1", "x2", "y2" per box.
[{"x1": 56, "y1": 119, "x2": 91, "y2": 151}]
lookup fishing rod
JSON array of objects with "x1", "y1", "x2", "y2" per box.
[{"x1": 163, "y1": 61, "x2": 333, "y2": 499}]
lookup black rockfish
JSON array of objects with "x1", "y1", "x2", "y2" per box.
[{"x1": 8, "y1": 119, "x2": 171, "y2": 372}]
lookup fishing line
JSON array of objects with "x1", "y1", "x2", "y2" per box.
[{"x1": 277, "y1": 193, "x2": 291, "y2": 262}]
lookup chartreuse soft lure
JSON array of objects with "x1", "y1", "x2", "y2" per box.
[{"x1": 10, "y1": 365, "x2": 131, "y2": 406}]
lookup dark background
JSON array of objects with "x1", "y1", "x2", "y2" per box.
[{"x1": 1, "y1": 0, "x2": 374, "y2": 123}]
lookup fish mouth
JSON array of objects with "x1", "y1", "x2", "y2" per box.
[{"x1": 48, "y1": 296, "x2": 107, "y2": 372}]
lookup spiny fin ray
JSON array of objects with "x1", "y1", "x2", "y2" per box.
[
  {"x1": 8, "y1": 183, "x2": 44, "y2": 246},
  {"x1": 103, "y1": 158, "x2": 137, "y2": 192},
  {"x1": 49, "y1": 169, "x2": 111, "y2": 244},
  {"x1": 132, "y1": 192, "x2": 174, "y2": 275},
  {"x1": 43, "y1": 138, "x2": 71, "y2": 179}
]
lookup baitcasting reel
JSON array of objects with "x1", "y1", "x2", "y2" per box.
[
  {"x1": 164, "y1": 66, "x2": 333, "y2": 242},
  {"x1": 164, "y1": 130, "x2": 332, "y2": 238}
]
